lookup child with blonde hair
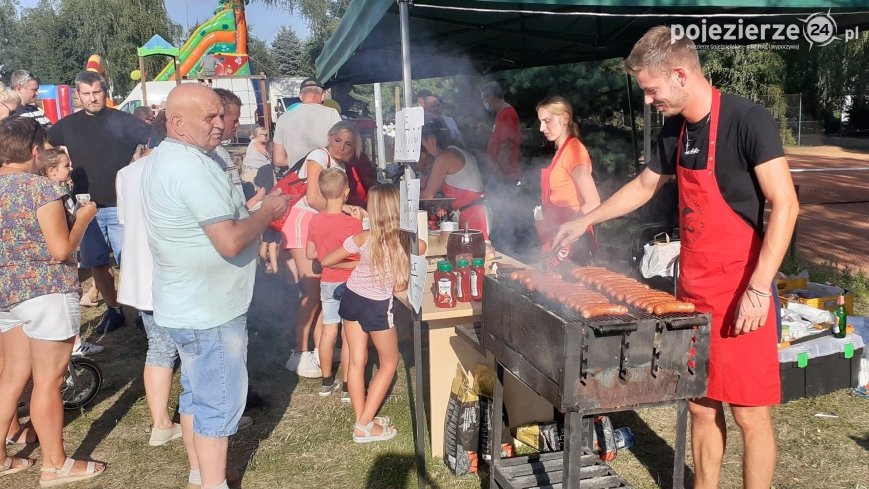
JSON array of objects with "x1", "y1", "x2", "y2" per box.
[
  {"x1": 322, "y1": 184, "x2": 424, "y2": 442},
  {"x1": 40, "y1": 149, "x2": 105, "y2": 356},
  {"x1": 306, "y1": 168, "x2": 363, "y2": 399}
]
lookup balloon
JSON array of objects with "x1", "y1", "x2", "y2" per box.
[{"x1": 130, "y1": 70, "x2": 142, "y2": 81}]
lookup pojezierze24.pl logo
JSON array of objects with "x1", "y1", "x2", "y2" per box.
[{"x1": 671, "y1": 12, "x2": 860, "y2": 49}]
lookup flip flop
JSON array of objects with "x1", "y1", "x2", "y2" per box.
[
  {"x1": 39, "y1": 458, "x2": 105, "y2": 488},
  {"x1": 1, "y1": 456, "x2": 35, "y2": 477}
]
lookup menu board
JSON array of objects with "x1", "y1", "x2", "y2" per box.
[{"x1": 394, "y1": 106, "x2": 425, "y2": 162}]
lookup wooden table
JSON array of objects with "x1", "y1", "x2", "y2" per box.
[{"x1": 397, "y1": 253, "x2": 553, "y2": 459}]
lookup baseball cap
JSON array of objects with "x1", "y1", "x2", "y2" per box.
[{"x1": 300, "y1": 78, "x2": 323, "y2": 89}]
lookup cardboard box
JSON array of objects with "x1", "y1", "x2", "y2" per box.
[
  {"x1": 776, "y1": 277, "x2": 808, "y2": 291},
  {"x1": 779, "y1": 281, "x2": 855, "y2": 315},
  {"x1": 779, "y1": 333, "x2": 864, "y2": 402}
]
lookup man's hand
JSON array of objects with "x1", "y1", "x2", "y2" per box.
[
  {"x1": 733, "y1": 288, "x2": 771, "y2": 335},
  {"x1": 260, "y1": 189, "x2": 290, "y2": 221},
  {"x1": 552, "y1": 216, "x2": 591, "y2": 250},
  {"x1": 246, "y1": 187, "x2": 266, "y2": 211}
]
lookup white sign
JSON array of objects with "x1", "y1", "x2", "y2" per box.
[
  {"x1": 394, "y1": 106, "x2": 425, "y2": 162},
  {"x1": 408, "y1": 253, "x2": 428, "y2": 313},
  {"x1": 399, "y1": 178, "x2": 420, "y2": 232}
]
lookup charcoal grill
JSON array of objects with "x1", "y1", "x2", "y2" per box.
[{"x1": 482, "y1": 272, "x2": 711, "y2": 489}]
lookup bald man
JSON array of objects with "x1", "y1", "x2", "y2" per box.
[{"x1": 142, "y1": 84, "x2": 288, "y2": 489}]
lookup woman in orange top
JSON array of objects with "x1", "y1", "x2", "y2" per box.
[{"x1": 536, "y1": 96, "x2": 600, "y2": 261}]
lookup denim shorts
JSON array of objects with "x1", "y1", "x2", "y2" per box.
[
  {"x1": 166, "y1": 315, "x2": 249, "y2": 438},
  {"x1": 141, "y1": 311, "x2": 179, "y2": 369},
  {"x1": 320, "y1": 282, "x2": 345, "y2": 326},
  {"x1": 80, "y1": 206, "x2": 123, "y2": 268},
  {"x1": 0, "y1": 293, "x2": 80, "y2": 341},
  {"x1": 338, "y1": 288, "x2": 394, "y2": 333}
]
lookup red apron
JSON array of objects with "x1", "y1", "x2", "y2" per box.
[
  {"x1": 441, "y1": 182, "x2": 490, "y2": 240},
  {"x1": 676, "y1": 88, "x2": 780, "y2": 406},
  {"x1": 538, "y1": 135, "x2": 595, "y2": 253}
]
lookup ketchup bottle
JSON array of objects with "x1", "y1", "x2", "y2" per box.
[
  {"x1": 434, "y1": 261, "x2": 457, "y2": 308},
  {"x1": 456, "y1": 258, "x2": 472, "y2": 303},
  {"x1": 470, "y1": 258, "x2": 485, "y2": 301}
]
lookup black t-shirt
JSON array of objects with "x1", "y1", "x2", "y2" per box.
[
  {"x1": 11, "y1": 104, "x2": 52, "y2": 128},
  {"x1": 647, "y1": 93, "x2": 784, "y2": 235},
  {"x1": 48, "y1": 109, "x2": 151, "y2": 206}
]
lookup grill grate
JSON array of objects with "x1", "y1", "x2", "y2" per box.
[{"x1": 493, "y1": 272, "x2": 705, "y2": 329}]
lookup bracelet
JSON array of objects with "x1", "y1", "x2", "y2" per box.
[{"x1": 747, "y1": 285, "x2": 772, "y2": 297}]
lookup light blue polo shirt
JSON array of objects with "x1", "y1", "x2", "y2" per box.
[{"x1": 142, "y1": 138, "x2": 256, "y2": 329}]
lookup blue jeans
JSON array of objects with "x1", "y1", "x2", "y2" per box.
[
  {"x1": 166, "y1": 315, "x2": 249, "y2": 438},
  {"x1": 80, "y1": 206, "x2": 123, "y2": 268}
]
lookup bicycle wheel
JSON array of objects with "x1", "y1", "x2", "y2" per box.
[{"x1": 62, "y1": 357, "x2": 102, "y2": 410}]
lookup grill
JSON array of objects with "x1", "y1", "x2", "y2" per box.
[{"x1": 482, "y1": 271, "x2": 711, "y2": 489}]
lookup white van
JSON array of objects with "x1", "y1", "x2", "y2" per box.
[{"x1": 118, "y1": 78, "x2": 261, "y2": 129}]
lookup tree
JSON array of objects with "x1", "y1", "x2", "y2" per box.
[
  {"x1": 270, "y1": 26, "x2": 303, "y2": 76},
  {"x1": 703, "y1": 47, "x2": 791, "y2": 142},
  {"x1": 248, "y1": 34, "x2": 280, "y2": 77},
  {"x1": 0, "y1": 0, "x2": 21, "y2": 82}
]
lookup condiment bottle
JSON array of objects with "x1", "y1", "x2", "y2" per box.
[
  {"x1": 470, "y1": 258, "x2": 485, "y2": 302},
  {"x1": 456, "y1": 258, "x2": 472, "y2": 303},
  {"x1": 434, "y1": 261, "x2": 457, "y2": 308},
  {"x1": 832, "y1": 294, "x2": 847, "y2": 338}
]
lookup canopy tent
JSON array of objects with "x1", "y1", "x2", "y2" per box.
[{"x1": 317, "y1": 0, "x2": 869, "y2": 86}]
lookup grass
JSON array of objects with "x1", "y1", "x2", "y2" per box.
[{"x1": 4, "y1": 265, "x2": 869, "y2": 489}]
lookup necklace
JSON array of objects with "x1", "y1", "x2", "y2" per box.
[{"x1": 684, "y1": 114, "x2": 711, "y2": 155}]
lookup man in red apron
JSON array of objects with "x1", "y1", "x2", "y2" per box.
[{"x1": 554, "y1": 27, "x2": 799, "y2": 488}]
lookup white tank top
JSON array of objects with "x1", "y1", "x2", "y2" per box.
[{"x1": 443, "y1": 146, "x2": 483, "y2": 193}]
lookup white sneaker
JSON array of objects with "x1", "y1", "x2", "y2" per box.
[
  {"x1": 73, "y1": 340, "x2": 105, "y2": 356},
  {"x1": 284, "y1": 350, "x2": 302, "y2": 372},
  {"x1": 297, "y1": 351, "x2": 322, "y2": 378}
]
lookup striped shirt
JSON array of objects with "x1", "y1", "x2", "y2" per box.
[{"x1": 344, "y1": 235, "x2": 394, "y2": 301}]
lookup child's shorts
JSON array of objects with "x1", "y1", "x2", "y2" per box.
[
  {"x1": 320, "y1": 281, "x2": 345, "y2": 326},
  {"x1": 262, "y1": 228, "x2": 282, "y2": 245},
  {"x1": 338, "y1": 287, "x2": 394, "y2": 333}
]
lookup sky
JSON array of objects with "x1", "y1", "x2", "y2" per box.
[{"x1": 18, "y1": 0, "x2": 309, "y2": 43}]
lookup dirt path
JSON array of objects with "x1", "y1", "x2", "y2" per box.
[{"x1": 784, "y1": 146, "x2": 869, "y2": 273}]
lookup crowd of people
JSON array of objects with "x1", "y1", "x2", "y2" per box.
[{"x1": 0, "y1": 23, "x2": 796, "y2": 489}]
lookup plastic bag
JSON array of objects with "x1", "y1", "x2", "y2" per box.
[{"x1": 640, "y1": 233, "x2": 681, "y2": 278}]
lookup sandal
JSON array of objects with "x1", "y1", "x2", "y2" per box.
[
  {"x1": 374, "y1": 416, "x2": 391, "y2": 427},
  {"x1": 5, "y1": 425, "x2": 38, "y2": 446},
  {"x1": 1, "y1": 456, "x2": 34, "y2": 477},
  {"x1": 39, "y1": 458, "x2": 105, "y2": 487},
  {"x1": 353, "y1": 420, "x2": 397, "y2": 444}
]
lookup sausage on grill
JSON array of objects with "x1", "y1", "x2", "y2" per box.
[
  {"x1": 653, "y1": 302, "x2": 696, "y2": 315},
  {"x1": 579, "y1": 304, "x2": 629, "y2": 318}
]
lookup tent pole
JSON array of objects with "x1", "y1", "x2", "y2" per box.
[
  {"x1": 400, "y1": 0, "x2": 413, "y2": 109},
  {"x1": 399, "y1": 1, "x2": 427, "y2": 488},
  {"x1": 644, "y1": 102, "x2": 651, "y2": 170},
  {"x1": 374, "y1": 82, "x2": 387, "y2": 168},
  {"x1": 625, "y1": 73, "x2": 639, "y2": 172}
]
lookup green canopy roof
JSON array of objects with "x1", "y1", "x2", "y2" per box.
[{"x1": 317, "y1": 0, "x2": 869, "y2": 86}]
